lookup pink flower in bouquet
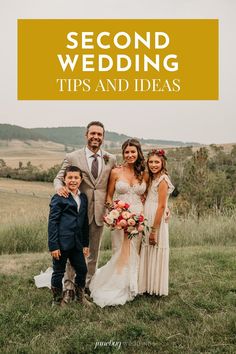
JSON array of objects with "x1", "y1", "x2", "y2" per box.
[
  {"x1": 127, "y1": 218, "x2": 136, "y2": 226},
  {"x1": 139, "y1": 214, "x2": 144, "y2": 222},
  {"x1": 117, "y1": 200, "x2": 126, "y2": 208},
  {"x1": 121, "y1": 211, "x2": 131, "y2": 220},
  {"x1": 138, "y1": 225, "x2": 144, "y2": 232},
  {"x1": 117, "y1": 219, "x2": 128, "y2": 228},
  {"x1": 103, "y1": 199, "x2": 147, "y2": 239},
  {"x1": 104, "y1": 215, "x2": 114, "y2": 225},
  {"x1": 109, "y1": 209, "x2": 120, "y2": 219}
]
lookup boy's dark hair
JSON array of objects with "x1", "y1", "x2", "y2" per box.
[
  {"x1": 86, "y1": 121, "x2": 105, "y2": 134},
  {"x1": 63, "y1": 166, "x2": 83, "y2": 178}
]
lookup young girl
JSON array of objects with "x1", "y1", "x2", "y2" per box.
[{"x1": 138, "y1": 149, "x2": 174, "y2": 296}]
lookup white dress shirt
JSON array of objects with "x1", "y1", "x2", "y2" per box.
[
  {"x1": 85, "y1": 146, "x2": 102, "y2": 177},
  {"x1": 70, "y1": 190, "x2": 81, "y2": 212}
]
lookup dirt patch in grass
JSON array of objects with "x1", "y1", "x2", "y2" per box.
[{"x1": 0, "y1": 253, "x2": 49, "y2": 275}]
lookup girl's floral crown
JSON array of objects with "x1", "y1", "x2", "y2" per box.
[{"x1": 147, "y1": 149, "x2": 167, "y2": 160}]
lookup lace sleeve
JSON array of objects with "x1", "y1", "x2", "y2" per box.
[{"x1": 155, "y1": 174, "x2": 175, "y2": 194}]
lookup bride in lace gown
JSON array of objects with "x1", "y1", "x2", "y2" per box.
[{"x1": 89, "y1": 139, "x2": 147, "y2": 308}]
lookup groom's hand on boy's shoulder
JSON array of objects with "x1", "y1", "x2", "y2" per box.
[
  {"x1": 57, "y1": 186, "x2": 69, "y2": 198},
  {"x1": 51, "y1": 249, "x2": 61, "y2": 260}
]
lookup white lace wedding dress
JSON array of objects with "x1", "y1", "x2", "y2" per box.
[{"x1": 89, "y1": 180, "x2": 146, "y2": 308}]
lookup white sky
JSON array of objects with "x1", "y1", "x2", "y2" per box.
[{"x1": 0, "y1": 0, "x2": 235, "y2": 144}]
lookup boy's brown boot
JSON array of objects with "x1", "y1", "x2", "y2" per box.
[
  {"x1": 75, "y1": 285, "x2": 94, "y2": 307},
  {"x1": 61, "y1": 289, "x2": 75, "y2": 306},
  {"x1": 51, "y1": 286, "x2": 63, "y2": 307}
]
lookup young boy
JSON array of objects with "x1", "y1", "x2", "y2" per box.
[{"x1": 48, "y1": 165, "x2": 90, "y2": 306}]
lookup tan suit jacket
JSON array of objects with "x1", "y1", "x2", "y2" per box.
[{"x1": 54, "y1": 147, "x2": 116, "y2": 226}]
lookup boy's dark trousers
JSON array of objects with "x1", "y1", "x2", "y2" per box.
[{"x1": 51, "y1": 248, "x2": 87, "y2": 291}]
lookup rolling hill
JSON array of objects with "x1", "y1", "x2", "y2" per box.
[
  {"x1": 0, "y1": 124, "x2": 198, "y2": 147},
  {"x1": 0, "y1": 124, "x2": 48, "y2": 141}
]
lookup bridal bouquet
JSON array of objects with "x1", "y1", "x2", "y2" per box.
[{"x1": 104, "y1": 200, "x2": 146, "y2": 239}]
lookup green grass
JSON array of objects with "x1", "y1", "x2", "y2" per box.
[
  {"x1": 0, "y1": 191, "x2": 49, "y2": 254},
  {"x1": 170, "y1": 213, "x2": 236, "y2": 247},
  {"x1": 0, "y1": 246, "x2": 235, "y2": 353},
  {"x1": 1, "y1": 179, "x2": 236, "y2": 254},
  {"x1": 1, "y1": 189, "x2": 235, "y2": 254},
  {"x1": 0, "y1": 179, "x2": 236, "y2": 352}
]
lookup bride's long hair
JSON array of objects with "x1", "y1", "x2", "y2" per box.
[{"x1": 122, "y1": 138, "x2": 145, "y2": 182}]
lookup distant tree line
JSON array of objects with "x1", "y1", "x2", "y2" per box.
[
  {"x1": 0, "y1": 124, "x2": 46, "y2": 141},
  {"x1": 0, "y1": 123, "x2": 196, "y2": 147},
  {"x1": 0, "y1": 160, "x2": 61, "y2": 183}
]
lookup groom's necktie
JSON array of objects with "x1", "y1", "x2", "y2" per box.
[{"x1": 91, "y1": 154, "x2": 98, "y2": 179}]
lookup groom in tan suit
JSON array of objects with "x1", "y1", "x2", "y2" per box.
[{"x1": 54, "y1": 121, "x2": 116, "y2": 298}]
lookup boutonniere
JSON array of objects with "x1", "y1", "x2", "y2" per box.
[{"x1": 103, "y1": 154, "x2": 110, "y2": 165}]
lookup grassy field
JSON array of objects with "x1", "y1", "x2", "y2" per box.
[
  {"x1": 0, "y1": 247, "x2": 235, "y2": 353},
  {"x1": 0, "y1": 179, "x2": 52, "y2": 254},
  {"x1": 1, "y1": 178, "x2": 235, "y2": 254},
  {"x1": 0, "y1": 139, "x2": 65, "y2": 168},
  {"x1": 0, "y1": 178, "x2": 235, "y2": 353}
]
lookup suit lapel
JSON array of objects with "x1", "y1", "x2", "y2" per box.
[
  {"x1": 96, "y1": 149, "x2": 105, "y2": 186},
  {"x1": 69, "y1": 192, "x2": 85, "y2": 216},
  {"x1": 80, "y1": 147, "x2": 96, "y2": 186},
  {"x1": 77, "y1": 193, "x2": 85, "y2": 216},
  {"x1": 68, "y1": 193, "x2": 78, "y2": 209}
]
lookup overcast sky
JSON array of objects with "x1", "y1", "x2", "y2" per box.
[{"x1": 0, "y1": 0, "x2": 235, "y2": 144}]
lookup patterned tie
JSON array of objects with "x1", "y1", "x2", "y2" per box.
[{"x1": 91, "y1": 154, "x2": 98, "y2": 179}]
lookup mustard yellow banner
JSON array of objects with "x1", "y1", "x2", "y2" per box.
[{"x1": 18, "y1": 19, "x2": 218, "y2": 100}]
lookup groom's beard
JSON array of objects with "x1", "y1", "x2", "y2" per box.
[{"x1": 87, "y1": 137, "x2": 103, "y2": 151}]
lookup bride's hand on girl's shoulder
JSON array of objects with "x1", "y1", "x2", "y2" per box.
[{"x1": 164, "y1": 207, "x2": 171, "y2": 223}]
